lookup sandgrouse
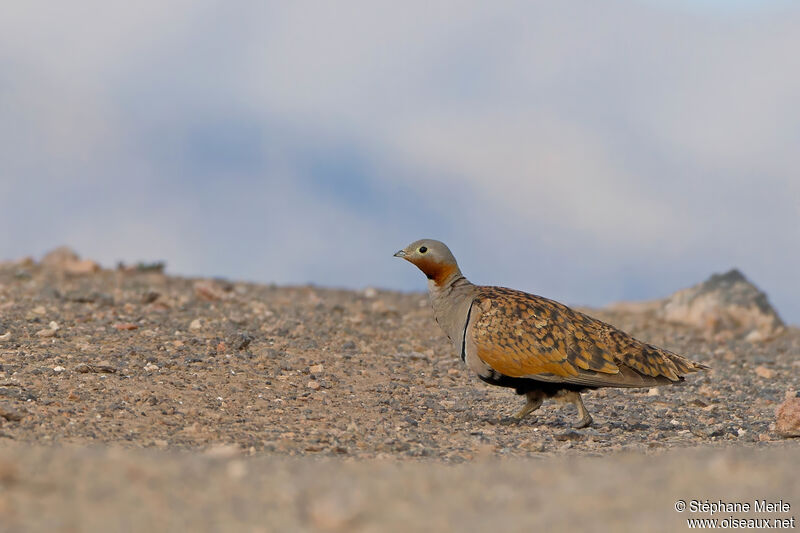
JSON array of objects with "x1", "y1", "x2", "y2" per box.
[{"x1": 395, "y1": 239, "x2": 708, "y2": 428}]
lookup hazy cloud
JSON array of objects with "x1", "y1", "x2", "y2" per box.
[{"x1": 1, "y1": 1, "x2": 798, "y2": 322}]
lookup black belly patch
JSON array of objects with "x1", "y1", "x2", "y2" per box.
[
  {"x1": 478, "y1": 370, "x2": 593, "y2": 396},
  {"x1": 460, "y1": 300, "x2": 475, "y2": 363}
]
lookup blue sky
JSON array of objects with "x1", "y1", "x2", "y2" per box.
[{"x1": 1, "y1": 1, "x2": 798, "y2": 324}]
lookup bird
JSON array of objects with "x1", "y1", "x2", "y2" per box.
[{"x1": 394, "y1": 239, "x2": 709, "y2": 428}]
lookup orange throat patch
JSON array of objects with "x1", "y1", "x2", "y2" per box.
[{"x1": 413, "y1": 258, "x2": 458, "y2": 286}]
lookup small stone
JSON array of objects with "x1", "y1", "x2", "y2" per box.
[
  {"x1": 65, "y1": 259, "x2": 101, "y2": 275},
  {"x1": 189, "y1": 319, "x2": 202, "y2": 331},
  {"x1": 0, "y1": 405, "x2": 24, "y2": 421},
  {"x1": 144, "y1": 362, "x2": 159, "y2": 372},
  {"x1": 113, "y1": 323, "x2": 139, "y2": 331},
  {"x1": 194, "y1": 281, "x2": 224, "y2": 301},
  {"x1": 142, "y1": 291, "x2": 160, "y2": 304},
  {"x1": 0, "y1": 332, "x2": 10, "y2": 340},
  {"x1": 342, "y1": 341, "x2": 356, "y2": 351},
  {"x1": 53, "y1": 366, "x2": 66, "y2": 373},
  {"x1": 754, "y1": 365, "x2": 776, "y2": 379},
  {"x1": 309, "y1": 364, "x2": 324, "y2": 374},
  {"x1": 48, "y1": 321, "x2": 60, "y2": 331},
  {"x1": 363, "y1": 287, "x2": 378, "y2": 299},
  {"x1": 745, "y1": 329, "x2": 766, "y2": 343},
  {"x1": 647, "y1": 388, "x2": 659, "y2": 396},
  {"x1": 307, "y1": 380, "x2": 321, "y2": 390},
  {"x1": 36, "y1": 328, "x2": 57, "y2": 338},
  {"x1": 775, "y1": 393, "x2": 800, "y2": 438},
  {"x1": 75, "y1": 363, "x2": 117, "y2": 374},
  {"x1": 698, "y1": 384, "x2": 717, "y2": 397},
  {"x1": 236, "y1": 333, "x2": 253, "y2": 351},
  {"x1": 554, "y1": 430, "x2": 583, "y2": 441}
]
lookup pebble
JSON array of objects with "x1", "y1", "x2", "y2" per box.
[
  {"x1": 113, "y1": 323, "x2": 139, "y2": 331},
  {"x1": 36, "y1": 328, "x2": 57, "y2": 338},
  {"x1": 554, "y1": 431, "x2": 583, "y2": 441},
  {"x1": 309, "y1": 364, "x2": 324, "y2": 374},
  {"x1": 307, "y1": 381, "x2": 321, "y2": 390},
  {"x1": 362, "y1": 287, "x2": 377, "y2": 299},
  {"x1": 75, "y1": 363, "x2": 117, "y2": 374},
  {"x1": 754, "y1": 366, "x2": 776, "y2": 379},
  {"x1": 53, "y1": 366, "x2": 65, "y2": 372},
  {"x1": 189, "y1": 319, "x2": 202, "y2": 331},
  {"x1": 144, "y1": 362, "x2": 160, "y2": 372},
  {"x1": 194, "y1": 281, "x2": 224, "y2": 301}
]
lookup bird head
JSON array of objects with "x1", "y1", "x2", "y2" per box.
[{"x1": 394, "y1": 239, "x2": 462, "y2": 286}]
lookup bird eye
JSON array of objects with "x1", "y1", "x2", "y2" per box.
[{"x1": 419, "y1": 246, "x2": 428, "y2": 254}]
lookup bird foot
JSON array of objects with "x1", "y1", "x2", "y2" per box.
[{"x1": 571, "y1": 414, "x2": 593, "y2": 429}]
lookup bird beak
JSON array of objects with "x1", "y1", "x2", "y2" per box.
[{"x1": 393, "y1": 249, "x2": 408, "y2": 258}]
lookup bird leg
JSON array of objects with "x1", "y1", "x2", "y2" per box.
[
  {"x1": 500, "y1": 391, "x2": 544, "y2": 424},
  {"x1": 559, "y1": 390, "x2": 593, "y2": 429}
]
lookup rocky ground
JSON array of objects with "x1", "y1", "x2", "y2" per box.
[{"x1": 0, "y1": 253, "x2": 798, "y2": 531}]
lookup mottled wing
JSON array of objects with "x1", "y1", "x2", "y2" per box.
[{"x1": 468, "y1": 286, "x2": 707, "y2": 388}]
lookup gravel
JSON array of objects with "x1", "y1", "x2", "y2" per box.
[{"x1": 0, "y1": 261, "x2": 798, "y2": 530}]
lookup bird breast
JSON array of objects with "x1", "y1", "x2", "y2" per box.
[{"x1": 427, "y1": 278, "x2": 478, "y2": 354}]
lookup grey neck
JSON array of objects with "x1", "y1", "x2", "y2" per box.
[{"x1": 427, "y1": 275, "x2": 478, "y2": 353}]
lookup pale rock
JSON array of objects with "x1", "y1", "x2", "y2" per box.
[
  {"x1": 41, "y1": 246, "x2": 100, "y2": 274},
  {"x1": 775, "y1": 392, "x2": 800, "y2": 438},
  {"x1": 41, "y1": 246, "x2": 80, "y2": 268},
  {"x1": 754, "y1": 366, "x2": 776, "y2": 379},
  {"x1": 362, "y1": 287, "x2": 377, "y2": 299},
  {"x1": 194, "y1": 280, "x2": 224, "y2": 301},
  {"x1": 661, "y1": 269, "x2": 784, "y2": 339},
  {"x1": 37, "y1": 328, "x2": 57, "y2": 338},
  {"x1": 65, "y1": 259, "x2": 101, "y2": 275}
]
